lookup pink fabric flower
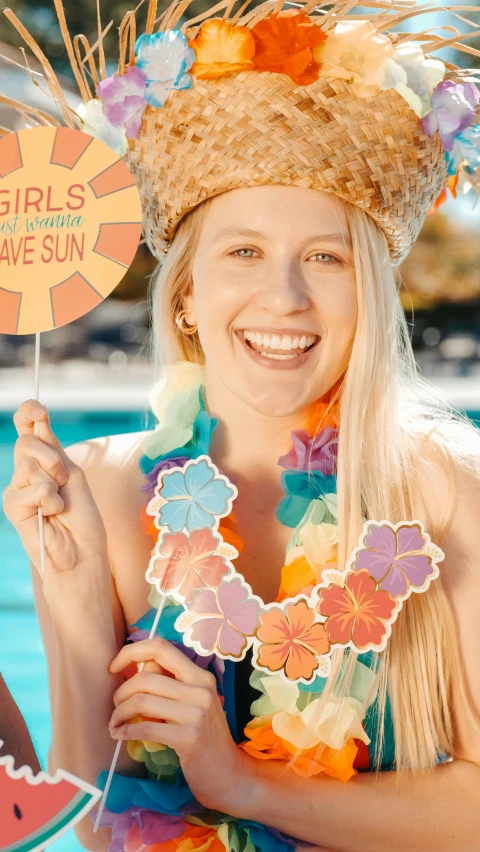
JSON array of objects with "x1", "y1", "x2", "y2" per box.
[
  {"x1": 422, "y1": 80, "x2": 480, "y2": 151},
  {"x1": 148, "y1": 529, "x2": 230, "y2": 600},
  {"x1": 353, "y1": 522, "x2": 434, "y2": 598},
  {"x1": 278, "y1": 427, "x2": 338, "y2": 474},
  {"x1": 96, "y1": 66, "x2": 147, "y2": 139},
  {"x1": 179, "y1": 576, "x2": 261, "y2": 657}
]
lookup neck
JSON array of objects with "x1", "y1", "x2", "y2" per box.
[{"x1": 204, "y1": 370, "x2": 335, "y2": 476}]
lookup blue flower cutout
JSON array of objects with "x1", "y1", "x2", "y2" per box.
[
  {"x1": 158, "y1": 457, "x2": 235, "y2": 533},
  {"x1": 276, "y1": 470, "x2": 337, "y2": 528},
  {"x1": 135, "y1": 30, "x2": 196, "y2": 108}
]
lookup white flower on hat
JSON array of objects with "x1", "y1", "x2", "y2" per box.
[
  {"x1": 314, "y1": 20, "x2": 394, "y2": 98},
  {"x1": 380, "y1": 42, "x2": 445, "y2": 118},
  {"x1": 76, "y1": 99, "x2": 128, "y2": 156}
]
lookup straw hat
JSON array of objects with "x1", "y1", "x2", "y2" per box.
[{"x1": 3, "y1": 0, "x2": 480, "y2": 266}]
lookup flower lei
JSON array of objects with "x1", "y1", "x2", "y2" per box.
[
  {"x1": 95, "y1": 361, "x2": 445, "y2": 851},
  {"x1": 77, "y1": 13, "x2": 480, "y2": 211}
]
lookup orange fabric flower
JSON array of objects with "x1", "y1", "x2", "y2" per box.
[
  {"x1": 276, "y1": 556, "x2": 316, "y2": 602},
  {"x1": 240, "y1": 719, "x2": 358, "y2": 781},
  {"x1": 317, "y1": 569, "x2": 396, "y2": 650},
  {"x1": 189, "y1": 19, "x2": 255, "y2": 79},
  {"x1": 140, "y1": 823, "x2": 225, "y2": 852},
  {"x1": 428, "y1": 169, "x2": 460, "y2": 213},
  {"x1": 255, "y1": 598, "x2": 330, "y2": 680},
  {"x1": 251, "y1": 9, "x2": 327, "y2": 86},
  {"x1": 141, "y1": 503, "x2": 159, "y2": 543}
]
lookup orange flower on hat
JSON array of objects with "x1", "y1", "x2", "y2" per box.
[
  {"x1": 317, "y1": 569, "x2": 396, "y2": 650},
  {"x1": 429, "y1": 169, "x2": 460, "y2": 213},
  {"x1": 251, "y1": 10, "x2": 327, "y2": 86},
  {"x1": 255, "y1": 598, "x2": 330, "y2": 681},
  {"x1": 188, "y1": 19, "x2": 255, "y2": 80}
]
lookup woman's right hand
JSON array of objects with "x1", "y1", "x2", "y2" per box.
[{"x1": 2, "y1": 400, "x2": 109, "y2": 575}]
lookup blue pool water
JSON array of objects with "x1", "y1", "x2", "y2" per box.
[
  {"x1": 0, "y1": 411, "x2": 153, "y2": 852},
  {"x1": 0, "y1": 407, "x2": 479, "y2": 851}
]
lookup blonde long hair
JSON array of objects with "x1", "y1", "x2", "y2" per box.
[{"x1": 148, "y1": 191, "x2": 480, "y2": 775}]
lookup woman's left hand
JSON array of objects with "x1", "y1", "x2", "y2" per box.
[{"x1": 108, "y1": 637, "x2": 254, "y2": 813}]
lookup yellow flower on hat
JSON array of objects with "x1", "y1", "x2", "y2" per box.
[
  {"x1": 313, "y1": 19, "x2": 394, "y2": 98},
  {"x1": 188, "y1": 19, "x2": 255, "y2": 80}
]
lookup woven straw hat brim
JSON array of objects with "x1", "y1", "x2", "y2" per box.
[{"x1": 128, "y1": 70, "x2": 449, "y2": 266}]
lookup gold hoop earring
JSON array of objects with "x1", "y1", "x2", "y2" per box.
[{"x1": 175, "y1": 310, "x2": 198, "y2": 336}]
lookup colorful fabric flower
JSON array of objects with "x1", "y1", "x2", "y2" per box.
[
  {"x1": 422, "y1": 79, "x2": 480, "y2": 150},
  {"x1": 95, "y1": 807, "x2": 187, "y2": 852},
  {"x1": 135, "y1": 30, "x2": 196, "y2": 108},
  {"x1": 278, "y1": 427, "x2": 338, "y2": 474},
  {"x1": 445, "y1": 121, "x2": 480, "y2": 175},
  {"x1": 251, "y1": 9, "x2": 327, "y2": 86},
  {"x1": 317, "y1": 569, "x2": 396, "y2": 650},
  {"x1": 353, "y1": 522, "x2": 436, "y2": 598},
  {"x1": 241, "y1": 717, "x2": 358, "y2": 781},
  {"x1": 380, "y1": 41, "x2": 445, "y2": 119},
  {"x1": 96, "y1": 65, "x2": 147, "y2": 138},
  {"x1": 176, "y1": 576, "x2": 260, "y2": 658},
  {"x1": 277, "y1": 470, "x2": 336, "y2": 528},
  {"x1": 428, "y1": 169, "x2": 461, "y2": 213},
  {"x1": 157, "y1": 458, "x2": 235, "y2": 533},
  {"x1": 142, "y1": 457, "x2": 192, "y2": 502},
  {"x1": 76, "y1": 99, "x2": 128, "y2": 156},
  {"x1": 314, "y1": 20, "x2": 393, "y2": 99},
  {"x1": 254, "y1": 599, "x2": 330, "y2": 682},
  {"x1": 147, "y1": 529, "x2": 230, "y2": 599},
  {"x1": 188, "y1": 19, "x2": 255, "y2": 79},
  {"x1": 273, "y1": 694, "x2": 370, "y2": 751}
]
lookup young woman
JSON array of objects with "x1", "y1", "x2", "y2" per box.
[
  {"x1": 3, "y1": 1, "x2": 480, "y2": 851},
  {"x1": 4, "y1": 184, "x2": 480, "y2": 852}
]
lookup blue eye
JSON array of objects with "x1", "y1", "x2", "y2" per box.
[
  {"x1": 230, "y1": 248, "x2": 256, "y2": 257},
  {"x1": 311, "y1": 253, "x2": 339, "y2": 264}
]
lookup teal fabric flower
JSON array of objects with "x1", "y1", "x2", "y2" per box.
[
  {"x1": 276, "y1": 471, "x2": 337, "y2": 528},
  {"x1": 159, "y1": 458, "x2": 235, "y2": 533},
  {"x1": 140, "y1": 407, "x2": 217, "y2": 475},
  {"x1": 135, "y1": 30, "x2": 195, "y2": 108}
]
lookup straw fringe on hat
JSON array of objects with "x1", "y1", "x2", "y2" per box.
[{"x1": 2, "y1": 0, "x2": 480, "y2": 267}]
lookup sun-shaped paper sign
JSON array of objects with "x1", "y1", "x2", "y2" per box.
[{"x1": 0, "y1": 125, "x2": 142, "y2": 335}]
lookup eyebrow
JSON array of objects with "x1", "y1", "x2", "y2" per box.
[{"x1": 213, "y1": 226, "x2": 352, "y2": 248}]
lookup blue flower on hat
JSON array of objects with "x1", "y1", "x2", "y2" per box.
[
  {"x1": 445, "y1": 122, "x2": 480, "y2": 176},
  {"x1": 158, "y1": 457, "x2": 236, "y2": 533},
  {"x1": 135, "y1": 30, "x2": 196, "y2": 108}
]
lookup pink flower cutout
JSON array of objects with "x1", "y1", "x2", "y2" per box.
[
  {"x1": 96, "y1": 66, "x2": 147, "y2": 139},
  {"x1": 148, "y1": 529, "x2": 229, "y2": 600},
  {"x1": 278, "y1": 427, "x2": 338, "y2": 474},
  {"x1": 353, "y1": 522, "x2": 434, "y2": 598},
  {"x1": 179, "y1": 576, "x2": 261, "y2": 658}
]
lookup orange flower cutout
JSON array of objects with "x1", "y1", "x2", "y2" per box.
[
  {"x1": 255, "y1": 598, "x2": 330, "y2": 681},
  {"x1": 189, "y1": 19, "x2": 255, "y2": 79},
  {"x1": 317, "y1": 569, "x2": 396, "y2": 650},
  {"x1": 251, "y1": 10, "x2": 327, "y2": 86},
  {"x1": 240, "y1": 719, "x2": 358, "y2": 781}
]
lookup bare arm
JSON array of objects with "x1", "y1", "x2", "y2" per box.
[{"x1": 0, "y1": 672, "x2": 41, "y2": 773}]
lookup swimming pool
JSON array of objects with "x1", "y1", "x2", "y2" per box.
[{"x1": 1, "y1": 407, "x2": 479, "y2": 851}]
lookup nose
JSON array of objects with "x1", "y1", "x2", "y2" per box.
[{"x1": 254, "y1": 257, "x2": 311, "y2": 316}]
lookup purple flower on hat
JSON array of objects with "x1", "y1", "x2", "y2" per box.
[
  {"x1": 96, "y1": 65, "x2": 147, "y2": 139},
  {"x1": 422, "y1": 80, "x2": 480, "y2": 151},
  {"x1": 135, "y1": 30, "x2": 196, "y2": 108},
  {"x1": 445, "y1": 122, "x2": 480, "y2": 175},
  {"x1": 278, "y1": 427, "x2": 338, "y2": 475},
  {"x1": 353, "y1": 522, "x2": 435, "y2": 598}
]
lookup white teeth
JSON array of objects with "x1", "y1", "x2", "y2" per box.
[{"x1": 242, "y1": 330, "x2": 318, "y2": 352}]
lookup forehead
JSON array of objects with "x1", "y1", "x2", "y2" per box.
[{"x1": 201, "y1": 185, "x2": 349, "y2": 240}]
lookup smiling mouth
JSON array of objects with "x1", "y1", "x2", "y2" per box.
[{"x1": 238, "y1": 330, "x2": 320, "y2": 360}]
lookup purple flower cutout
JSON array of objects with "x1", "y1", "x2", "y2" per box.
[
  {"x1": 278, "y1": 427, "x2": 338, "y2": 474},
  {"x1": 178, "y1": 576, "x2": 261, "y2": 658},
  {"x1": 353, "y1": 522, "x2": 434, "y2": 598},
  {"x1": 422, "y1": 80, "x2": 480, "y2": 151},
  {"x1": 96, "y1": 65, "x2": 148, "y2": 139}
]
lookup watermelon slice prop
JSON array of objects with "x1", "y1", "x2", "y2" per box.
[{"x1": 0, "y1": 741, "x2": 102, "y2": 852}]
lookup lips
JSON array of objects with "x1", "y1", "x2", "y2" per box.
[{"x1": 234, "y1": 329, "x2": 321, "y2": 371}]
